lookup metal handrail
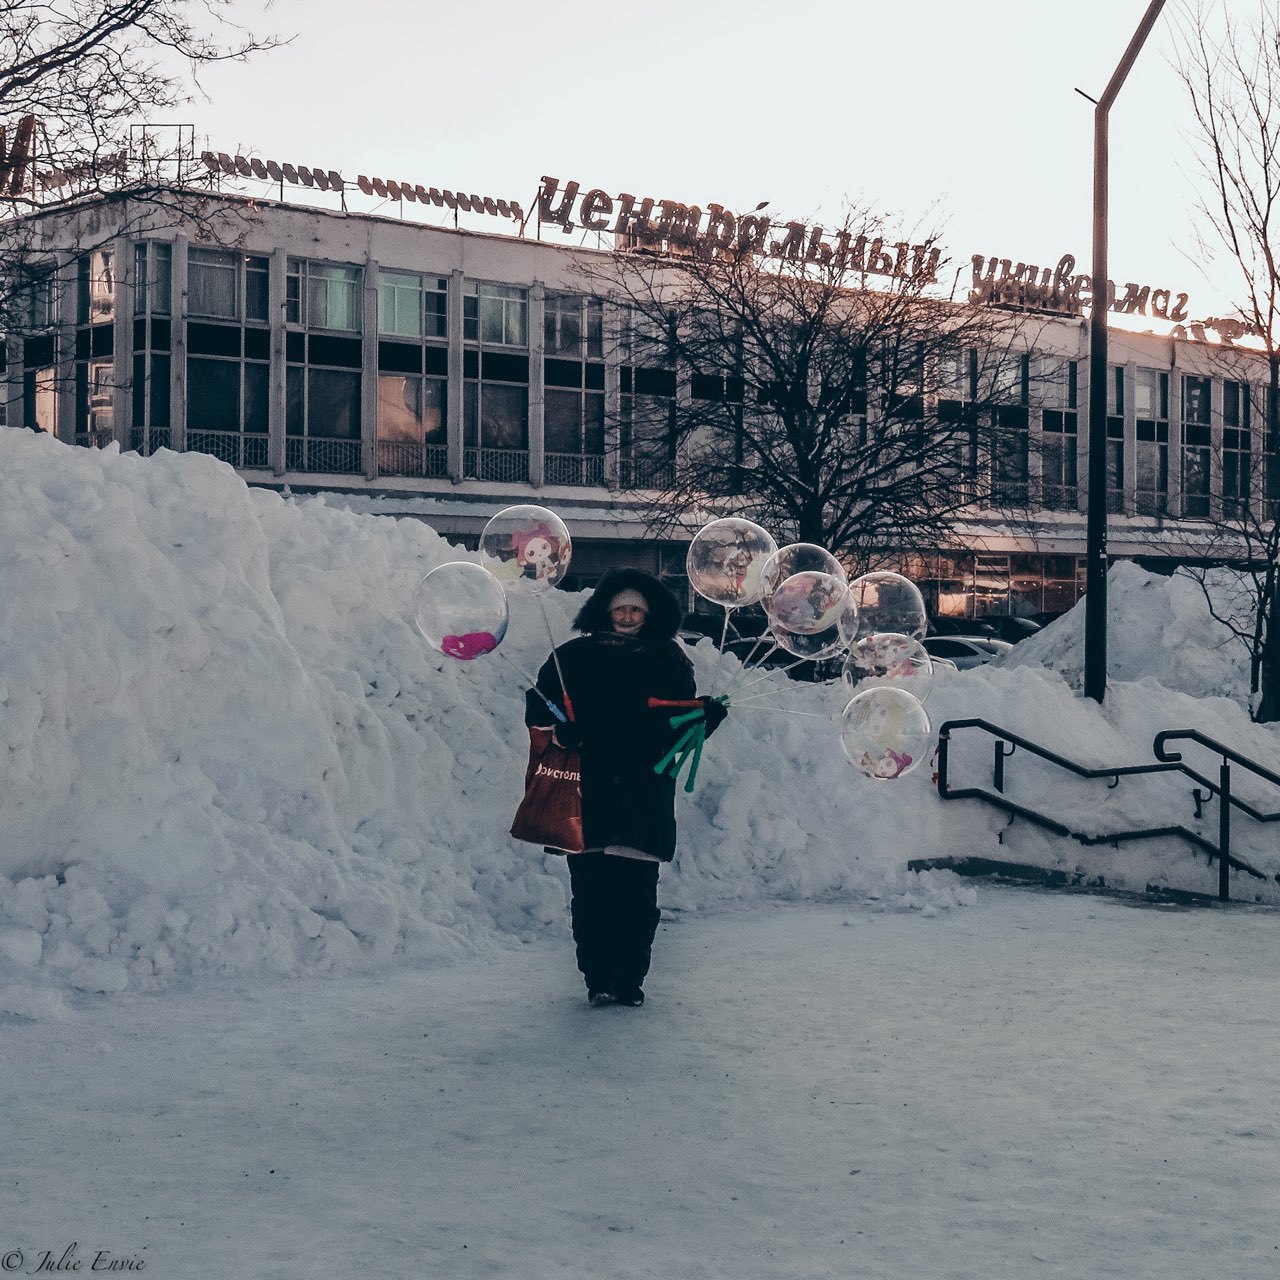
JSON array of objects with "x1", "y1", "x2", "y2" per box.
[
  {"x1": 936, "y1": 718, "x2": 1272, "y2": 900},
  {"x1": 1154, "y1": 729, "x2": 1280, "y2": 821},
  {"x1": 936, "y1": 717, "x2": 1183, "y2": 787}
]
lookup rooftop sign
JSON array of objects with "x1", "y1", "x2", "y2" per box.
[
  {"x1": 536, "y1": 175, "x2": 942, "y2": 284},
  {"x1": 200, "y1": 151, "x2": 524, "y2": 223}
]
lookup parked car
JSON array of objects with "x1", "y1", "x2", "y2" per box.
[
  {"x1": 981, "y1": 615, "x2": 1043, "y2": 644},
  {"x1": 928, "y1": 615, "x2": 1041, "y2": 643},
  {"x1": 928, "y1": 616, "x2": 999, "y2": 638},
  {"x1": 1030, "y1": 610, "x2": 1067, "y2": 628},
  {"x1": 921, "y1": 635, "x2": 1014, "y2": 670}
]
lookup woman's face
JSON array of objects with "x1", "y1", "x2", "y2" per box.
[{"x1": 610, "y1": 603, "x2": 646, "y2": 636}]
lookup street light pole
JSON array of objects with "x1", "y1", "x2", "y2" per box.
[{"x1": 1084, "y1": 0, "x2": 1168, "y2": 703}]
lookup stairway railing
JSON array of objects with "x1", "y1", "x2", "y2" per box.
[{"x1": 935, "y1": 718, "x2": 1277, "y2": 900}]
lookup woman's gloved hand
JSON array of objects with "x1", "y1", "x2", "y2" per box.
[
  {"x1": 699, "y1": 696, "x2": 729, "y2": 735},
  {"x1": 553, "y1": 719, "x2": 585, "y2": 751}
]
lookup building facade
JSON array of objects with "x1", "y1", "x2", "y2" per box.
[{"x1": 5, "y1": 190, "x2": 1272, "y2": 617}]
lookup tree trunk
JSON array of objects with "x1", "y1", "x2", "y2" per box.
[{"x1": 1256, "y1": 587, "x2": 1280, "y2": 723}]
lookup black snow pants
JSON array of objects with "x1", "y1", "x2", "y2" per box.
[{"x1": 566, "y1": 852, "x2": 661, "y2": 994}]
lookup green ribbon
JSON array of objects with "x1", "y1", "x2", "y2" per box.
[{"x1": 653, "y1": 699, "x2": 726, "y2": 794}]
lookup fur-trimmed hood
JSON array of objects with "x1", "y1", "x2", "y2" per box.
[{"x1": 572, "y1": 568, "x2": 683, "y2": 642}]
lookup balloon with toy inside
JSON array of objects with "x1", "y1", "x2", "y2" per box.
[
  {"x1": 415, "y1": 561, "x2": 510, "y2": 660},
  {"x1": 687, "y1": 517, "x2": 778, "y2": 608},
  {"x1": 842, "y1": 633, "x2": 934, "y2": 703},
  {"x1": 840, "y1": 686, "x2": 932, "y2": 780},
  {"x1": 479, "y1": 505, "x2": 572, "y2": 593}
]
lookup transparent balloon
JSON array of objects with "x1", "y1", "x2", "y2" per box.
[
  {"x1": 840, "y1": 686, "x2": 932, "y2": 781},
  {"x1": 770, "y1": 599, "x2": 857, "y2": 661},
  {"x1": 763, "y1": 570, "x2": 851, "y2": 635},
  {"x1": 415, "y1": 561, "x2": 510, "y2": 660},
  {"x1": 851, "y1": 571, "x2": 928, "y2": 641},
  {"x1": 842, "y1": 633, "x2": 934, "y2": 703},
  {"x1": 686, "y1": 517, "x2": 778, "y2": 608},
  {"x1": 479, "y1": 505, "x2": 572, "y2": 594},
  {"x1": 760, "y1": 543, "x2": 847, "y2": 604}
]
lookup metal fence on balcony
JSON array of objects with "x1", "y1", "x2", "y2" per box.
[
  {"x1": 126, "y1": 428, "x2": 171, "y2": 456},
  {"x1": 1042, "y1": 484, "x2": 1078, "y2": 512},
  {"x1": 75, "y1": 431, "x2": 116, "y2": 451},
  {"x1": 545, "y1": 452, "x2": 605, "y2": 487},
  {"x1": 990, "y1": 480, "x2": 1029, "y2": 507},
  {"x1": 285, "y1": 437, "x2": 362, "y2": 474},
  {"x1": 377, "y1": 441, "x2": 450, "y2": 479},
  {"x1": 1134, "y1": 492, "x2": 1168, "y2": 517},
  {"x1": 619, "y1": 456, "x2": 675, "y2": 490},
  {"x1": 187, "y1": 430, "x2": 270, "y2": 469},
  {"x1": 463, "y1": 447, "x2": 529, "y2": 484}
]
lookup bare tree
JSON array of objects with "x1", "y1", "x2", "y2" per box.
[
  {"x1": 0, "y1": 0, "x2": 280, "y2": 344},
  {"x1": 578, "y1": 205, "x2": 1033, "y2": 574},
  {"x1": 1175, "y1": 0, "x2": 1280, "y2": 720}
]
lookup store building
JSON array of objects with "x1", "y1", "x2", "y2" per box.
[{"x1": 3, "y1": 182, "x2": 1271, "y2": 617}]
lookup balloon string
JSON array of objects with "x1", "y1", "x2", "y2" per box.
[
  {"x1": 537, "y1": 596, "x2": 573, "y2": 721},
  {"x1": 709, "y1": 606, "x2": 734, "y2": 697},
  {"x1": 731, "y1": 685, "x2": 829, "y2": 705},
  {"x1": 728, "y1": 704, "x2": 831, "y2": 718},
  {"x1": 494, "y1": 650, "x2": 567, "y2": 723},
  {"x1": 729, "y1": 654, "x2": 815, "y2": 697},
  {"x1": 723, "y1": 638, "x2": 778, "y2": 692},
  {"x1": 731, "y1": 693, "x2": 833, "y2": 711}
]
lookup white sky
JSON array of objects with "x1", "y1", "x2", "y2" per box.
[{"x1": 188, "y1": 0, "x2": 1239, "y2": 317}]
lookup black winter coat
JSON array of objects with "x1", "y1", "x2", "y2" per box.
[{"x1": 525, "y1": 570, "x2": 696, "y2": 862}]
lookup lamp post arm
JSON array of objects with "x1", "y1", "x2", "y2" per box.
[{"x1": 1084, "y1": 0, "x2": 1168, "y2": 705}]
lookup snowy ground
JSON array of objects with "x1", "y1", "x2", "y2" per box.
[{"x1": 6, "y1": 888, "x2": 1279, "y2": 1280}]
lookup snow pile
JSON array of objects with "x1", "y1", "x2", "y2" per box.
[
  {"x1": 1006, "y1": 559, "x2": 1251, "y2": 700},
  {"x1": 0, "y1": 434, "x2": 975, "y2": 1015},
  {"x1": 1, "y1": 431, "x2": 1277, "y2": 1017}
]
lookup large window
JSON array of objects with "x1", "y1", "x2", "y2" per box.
[
  {"x1": 131, "y1": 241, "x2": 172, "y2": 455},
  {"x1": 77, "y1": 249, "x2": 115, "y2": 324},
  {"x1": 988, "y1": 354, "x2": 1029, "y2": 506},
  {"x1": 133, "y1": 242, "x2": 172, "y2": 317},
  {"x1": 286, "y1": 259, "x2": 364, "y2": 473},
  {"x1": 73, "y1": 252, "x2": 115, "y2": 447},
  {"x1": 463, "y1": 281, "x2": 529, "y2": 481},
  {"x1": 379, "y1": 272, "x2": 447, "y2": 340},
  {"x1": 287, "y1": 260, "x2": 362, "y2": 332},
  {"x1": 618, "y1": 306, "x2": 676, "y2": 489},
  {"x1": 189, "y1": 249, "x2": 267, "y2": 323},
  {"x1": 545, "y1": 293, "x2": 603, "y2": 359},
  {"x1": 1181, "y1": 374, "x2": 1211, "y2": 518},
  {"x1": 1223, "y1": 379, "x2": 1251, "y2": 519},
  {"x1": 937, "y1": 348, "x2": 980, "y2": 502},
  {"x1": 376, "y1": 273, "x2": 448, "y2": 478},
  {"x1": 463, "y1": 282, "x2": 526, "y2": 347},
  {"x1": 1134, "y1": 367, "x2": 1168, "y2": 516},
  {"x1": 1039, "y1": 359, "x2": 1077, "y2": 510},
  {"x1": 16, "y1": 262, "x2": 57, "y2": 332},
  {"x1": 1106, "y1": 365, "x2": 1125, "y2": 513},
  {"x1": 13, "y1": 264, "x2": 57, "y2": 434},
  {"x1": 185, "y1": 250, "x2": 271, "y2": 468},
  {"x1": 544, "y1": 293, "x2": 606, "y2": 485}
]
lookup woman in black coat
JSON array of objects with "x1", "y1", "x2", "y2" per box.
[{"x1": 526, "y1": 568, "x2": 726, "y2": 1007}]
